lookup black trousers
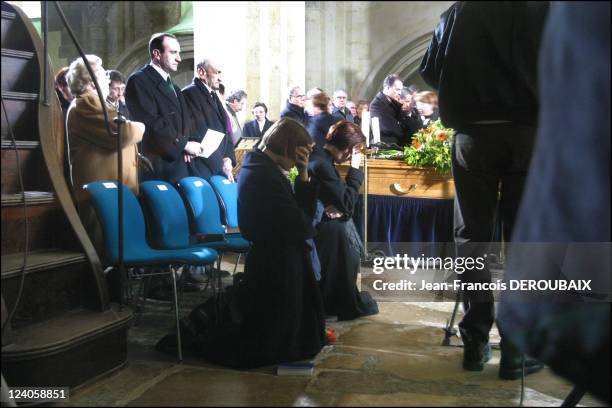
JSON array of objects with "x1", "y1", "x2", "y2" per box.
[{"x1": 451, "y1": 123, "x2": 535, "y2": 345}]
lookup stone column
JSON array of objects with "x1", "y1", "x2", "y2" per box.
[{"x1": 193, "y1": 1, "x2": 305, "y2": 122}]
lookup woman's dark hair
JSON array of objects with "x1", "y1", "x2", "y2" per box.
[
  {"x1": 54, "y1": 66, "x2": 69, "y2": 88},
  {"x1": 253, "y1": 101, "x2": 268, "y2": 114},
  {"x1": 107, "y1": 69, "x2": 125, "y2": 84},
  {"x1": 325, "y1": 120, "x2": 366, "y2": 151},
  {"x1": 259, "y1": 118, "x2": 312, "y2": 160},
  {"x1": 312, "y1": 92, "x2": 330, "y2": 110}
]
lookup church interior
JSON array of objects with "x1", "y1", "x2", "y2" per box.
[{"x1": 1, "y1": 1, "x2": 609, "y2": 406}]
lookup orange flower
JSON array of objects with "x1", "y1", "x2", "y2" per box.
[
  {"x1": 412, "y1": 139, "x2": 421, "y2": 149},
  {"x1": 326, "y1": 327, "x2": 337, "y2": 344},
  {"x1": 436, "y1": 132, "x2": 447, "y2": 141}
]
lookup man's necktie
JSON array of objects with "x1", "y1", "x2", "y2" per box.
[{"x1": 166, "y1": 77, "x2": 177, "y2": 98}]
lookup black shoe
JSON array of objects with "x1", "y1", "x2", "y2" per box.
[
  {"x1": 463, "y1": 342, "x2": 492, "y2": 371},
  {"x1": 499, "y1": 338, "x2": 544, "y2": 380}
]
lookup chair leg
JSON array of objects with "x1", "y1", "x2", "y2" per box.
[
  {"x1": 135, "y1": 275, "x2": 151, "y2": 326},
  {"x1": 217, "y1": 254, "x2": 224, "y2": 294},
  {"x1": 170, "y1": 266, "x2": 183, "y2": 362},
  {"x1": 233, "y1": 253, "x2": 242, "y2": 275}
]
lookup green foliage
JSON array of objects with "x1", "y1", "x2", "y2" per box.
[
  {"x1": 287, "y1": 166, "x2": 299, "y2": 183},
  {"x1": 403, "y1": 119, "x2": 454, "y2": 174}
]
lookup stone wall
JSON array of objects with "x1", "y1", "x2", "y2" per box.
[{"x1": 306, "y1": 1, "x2": 453, "y2": 102}]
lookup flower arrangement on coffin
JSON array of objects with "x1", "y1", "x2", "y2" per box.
[{"x1": 404, "y1": 119, "x2": 454, "y2": 174}]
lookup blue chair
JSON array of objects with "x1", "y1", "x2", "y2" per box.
[
  {"x1": 84, "y1": 181, "x2": 219, "y2": 361},
  {"x1": 139, "y1": 180, "x2": 248, "y2": 293},
  {"x1": 208, "y1": 175, "x2": 248, "y2": 272},
  {"x1": 209, "y1": 175, "x2": 239, "y2": 230}
]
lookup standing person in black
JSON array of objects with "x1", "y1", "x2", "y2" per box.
[
  {"x1": 185, "y1": 118, "x2": 326, "y2": 368},
  {"x1": 182, "y1": 59, "x2": 236, "y2": 181},
  {"x1": 125, "y1": 32, "x2": 200, "y2": 184},
  {"x1": 309, "y1": 121, "x2": 379, "y2": 321},
  {"x1": 280, "y1": 85, "x2": 308, "y2": 127},
  {"x1": 420, "y1": 1, "x2": 549, "y2": 379},
  {"x1": 242, "y1": 102, "x2": 274, "y2": 140},
  {"x1": 498, "y1": 3, "x2": 610, "y2": 401},
  {"x1": 369, "y1": 74, "x2": 409, "y2": 147},
  {"x1": 307, "y1": 92, "x2": 339, "y2": 147},
  {"x1": 331, "y1": 90, "x2": 354, "y2": 123},
  {"x1": 399, "y1": 86, "x2": 422, "y2": 138}
]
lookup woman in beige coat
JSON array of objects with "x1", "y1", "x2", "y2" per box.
[{"x1": 66, "y1": 55, "x2": 145, "y2": 253}]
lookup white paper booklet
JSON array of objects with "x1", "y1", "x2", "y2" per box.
[{"x1": 198, "y1": 129, "x2": 225, "y2": 158}]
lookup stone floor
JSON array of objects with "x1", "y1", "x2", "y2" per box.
[{"x1": 54, "y1": 255, "x2": 605, "y2": 407}]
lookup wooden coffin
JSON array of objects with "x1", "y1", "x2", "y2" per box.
[{"x1": 337, "y1": 158, "x2": 455, "y2": 199}]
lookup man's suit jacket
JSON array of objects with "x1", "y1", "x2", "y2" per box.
[
  {"x1": 242, "y1": 119, "x2": 274, "y2": 140},
  {"x1": 331, "y1": 106, "x2": 354, "y2": 123},
  {"x1": 369, "y1": 91, "x2": 407, "y2": 146},
  {"x1": 125, "y1": 64, "x2": 191, "y2": 183},
  {"x1": 182, "y1": 77, "x2": 236, "y2": 179}
]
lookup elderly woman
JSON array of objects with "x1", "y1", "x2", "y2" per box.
[
  {"x1": 172, "y1": 118, "x2": 326, "y2": 368},
  {"x1": 309, "y1": 121, "x2": 379, "y2": 320},
  {"x1": 66, "y1": 55, "x2": 144, "y2": 251}
]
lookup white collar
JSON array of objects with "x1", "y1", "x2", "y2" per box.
[{"x1": 150, "y1": 63, "x2": 170, "y2": 82}]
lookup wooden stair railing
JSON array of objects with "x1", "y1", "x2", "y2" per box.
[{"x1": 1, "y1": 1, "x2": 132, "y2": 390}]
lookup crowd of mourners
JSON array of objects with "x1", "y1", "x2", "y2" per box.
[{"x1": 52, "y1": 3, "x2": 610, "y2": 401}]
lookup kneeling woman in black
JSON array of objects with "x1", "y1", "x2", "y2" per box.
[
  {"x1": 308, "y1": 120, "x2": 379, "y2": 320},
  {"x1": 198, "y1": 118, "x2": 326, "y2": 368}
]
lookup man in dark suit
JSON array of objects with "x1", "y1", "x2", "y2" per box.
[
  {"x1": 125, "y1": 32, "x2": 200, "y2": 184},
  {"x1": 280, "y1": 85, "x2": 308, "y2": 127},
  {"x1": 182, "y1": 59, "x2": 236, "y2": 182},
  {"x1": 331, "y1": 90, "x2": 354, "y2": 123},
  {"x1": 369, "y1": 74, "x2": 408, "y2": 147},
  {"x1": 420, "y1": 1, "x2": 549, "y2": 379}
]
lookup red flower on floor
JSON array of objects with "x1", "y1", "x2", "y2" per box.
[{"x1": 326, "y1": 327, "x2": 337, "y2": 345}]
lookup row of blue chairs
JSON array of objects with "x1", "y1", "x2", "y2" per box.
[{"x1": 83, "y1": 175, "x2": 251, "y2": 361}]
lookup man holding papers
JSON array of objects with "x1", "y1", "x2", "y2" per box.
[{"x1": 183, "y1": 59, "x2": 236, "y2": 181}]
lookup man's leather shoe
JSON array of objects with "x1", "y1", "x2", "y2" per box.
[
  {"x1": 499, "y1": 338, "x2": 544, "y2": 380},
  {"x1": 463, "y1": 342, "x2": 492, "y2": 371}
]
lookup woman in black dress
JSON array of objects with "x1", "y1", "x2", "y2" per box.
[
  {"x1": 195, "y1": 118, "x2": 326, "y2": 368},
  {"x1": 242, "y1": 101, "x2": 274, "y2": 140},
  {"x1": 309, "y1": 121, "x2": 379, "y2": 320}
]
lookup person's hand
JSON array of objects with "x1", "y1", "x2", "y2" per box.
[
  {"x1": 325, "y1": 205, "x2": 343, "y2": 219},
  {"x1": 222, "y1": 157, "x2": 235, "y2": 182},
  {"x1": 184, "y1": 141, "x2": 202, "y2": 156},
  {"x1": 184, "y1": 153, "x2": 195, "y2": 163},
  {"x1": 351, "y1": 145, "x2": 364, "y2": 169},
  {"x1": 295, "y1": 144, "x2": 314, "y2": 181}
]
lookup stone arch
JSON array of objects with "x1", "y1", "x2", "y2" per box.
[{"x1": 354, "y1": 32, "x2": 433, "y2": 101}]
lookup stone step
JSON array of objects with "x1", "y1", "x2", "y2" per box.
[
  {"x1": 2, "y1": 304, "x2": 134, "y2": 389},
  {"x1": 1, "y1": 249, "x2": 93, "y2": 329}
]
